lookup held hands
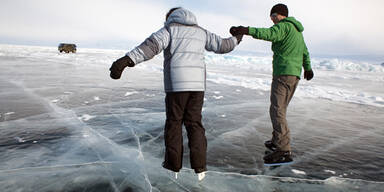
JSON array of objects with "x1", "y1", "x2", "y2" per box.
[
  {"x1": 235, "y1": 35, "x2": 243, "y2": 44},
  {"x1": 109, "y1": 55, "x2": 135, "y2": 79},
  {"x1": 230, "y1": 26, "x2": 248, "y2": 44},
  {"x1": 304, "y1": 69, "x2": 314, "y2": 81},
  {"x1": 230, "y1": 26, "x2": 249, "y2": 36}
]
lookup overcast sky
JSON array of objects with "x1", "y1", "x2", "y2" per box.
[{"x1": 1, "y1": 0, "x2": 383, "y2": 57}]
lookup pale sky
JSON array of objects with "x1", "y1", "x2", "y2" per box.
[{"x1": 1, "y1": 0, "x2": 383, "y2": 57}]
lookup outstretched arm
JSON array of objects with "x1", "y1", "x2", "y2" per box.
[
  {"x1": 126, "y1": 27, "x2": 170, "y2": 64},
  {"x1": 230, "y1": 25, "x2": 285, "y2": 42},
  {"x1": 205, "y1": 30, "x2": 239, "y2": 54},
  {"x1": 110, "y1": 28, "x2": 170, "y2": 79}
]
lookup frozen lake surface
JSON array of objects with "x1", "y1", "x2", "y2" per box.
[{"x1": 0, "y1": 44, "x2": 383, "y2": 192}]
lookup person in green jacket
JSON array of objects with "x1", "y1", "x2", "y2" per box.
[{"x1": 230, "y1": 3, "x2": 314, "y2": 166}]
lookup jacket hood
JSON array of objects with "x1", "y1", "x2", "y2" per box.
[
  {"x1": 281, "y1": 17, "x2": 304, "y2": 32},
  {"x1": 165, "y1": 8, "x2": 198, "y2": 26}
]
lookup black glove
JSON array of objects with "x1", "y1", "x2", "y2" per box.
[
  {"x1": 109, "y1": 55, "x2": 134, "y2": 80},
  {"x1": 304, "y1": 69, "x2": 314, "y2": 81},
  {"x1": 230, "y1": 26, "x2": 249, "y2": 36},
  {"x1": 235, "y1": 35, "x2": 243, "y2": 44}
]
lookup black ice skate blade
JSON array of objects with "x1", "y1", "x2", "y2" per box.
[
  {"x1": 266, "y1": 165, "x2": 281, "y2": 170},
  {"x1": 264, "y1": 161, "x2": 293, "y2": 167}
]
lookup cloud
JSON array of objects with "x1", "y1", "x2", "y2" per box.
[
  {"x1": 0, "y1": 0, "x2": 383, "y2": 56},
  {"x1": 0, "y1": 0, "x2": 170, "y2": 44}
]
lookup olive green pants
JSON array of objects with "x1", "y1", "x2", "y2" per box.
[{"x1": 270, "y1": 75, "x2": 299, "y2": 152}]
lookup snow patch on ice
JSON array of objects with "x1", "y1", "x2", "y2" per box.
[
  {"x1": 212, "y1": 95, "x2": 224, "y2": 100},
  {"x1": 14, "y1": 137, "x2": 26, "y2": 143},
  {"x1": 297, "y1": 85, "x2": 384, "y2": 107},
  {"x1": 207, "y1": 72, "x2": 271, "y2": 91},
  {"x1": 292, "y1": 169, "x2": 307, "y2": 175},
  {"x1": 205, "y1": 54, "x2": 273, "y2": 73},
  {"x1": 313, "y1": 58, "x2": 384, "y2": 73},
  {"x1": 325, "y1": 170, "x2": 336, "y2": 174},
  {"x1": 78, "y1": 114, "x2": 96, "y2": 121},
  {"x1": 125, "y1": 91, "x2": 138, "y2": 96}
]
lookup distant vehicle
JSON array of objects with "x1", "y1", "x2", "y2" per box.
[{"x1": 58, "y1": 43, "x2": 76, "y2": 53}]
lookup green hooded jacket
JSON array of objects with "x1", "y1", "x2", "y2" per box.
[{"x1": 248, "y1": 17, "x2": 311, "y2": 77}]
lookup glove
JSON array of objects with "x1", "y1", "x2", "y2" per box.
[
  {"x1": 109, "y1": 55, "x2": 134, "y2": 80},
  {"x1": 230, "y1": 26, "x2": 249, "y2": 36},
  {"x1": 235, "y1": 35, "x2": 243, "y2": 44},
  {"x1": 304, "y1": 70, "x2": 314, "y2": 81}
]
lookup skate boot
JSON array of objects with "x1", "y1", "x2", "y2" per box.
[
  {"x1": 263, "y1": 150, "x2": 293, "y2": 166},
  {"x1": 264, "y1": 140, "x2": 277, "y2": 151},
  {"x1": 195, "y1": 168, "x2": 206, "y2": 181},
  {"x1": 197, "y1": 172, "x2": 206, "y2": 181}
]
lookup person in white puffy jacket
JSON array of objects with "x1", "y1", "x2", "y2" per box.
[{"x1": 110, "y1": 7, "x2": 242, "y2": 180}]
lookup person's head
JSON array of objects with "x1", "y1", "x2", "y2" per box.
[
  {"x1": 270, "y1": 4, "x2": 288, "y2": 24},
  {"x1": 166, "y1": 7, "x2": 181, "y2": 21}
]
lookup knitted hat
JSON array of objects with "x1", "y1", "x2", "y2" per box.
[{"x1": 270, "y1": 4, "x2": 288, "y2": 17}]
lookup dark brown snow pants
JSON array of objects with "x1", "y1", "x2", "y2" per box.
[
  {"x1": 270, "y1": 75, "x2": 299, "y2": 152},
  {"x1": 162, "y1": 91, "x2": 207, "y2": 173}
]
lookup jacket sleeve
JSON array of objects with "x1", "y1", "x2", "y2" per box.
[
  {"x1": 205, "y1": 30, "x2": 238, "y2": 54},
  {"x1": 303, "y1": 43, "x2": 311, "y2": 71},
  {"x1": 126, "y1": 27, "x2": 170, "y2": 65},
  {"x1": 248, "y1": 23, "x2": 286, "y2": 43}
]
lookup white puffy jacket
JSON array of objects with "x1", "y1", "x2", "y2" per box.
[{"x1": 127, "y1": 8, "x2": 238, "y2": 92}]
